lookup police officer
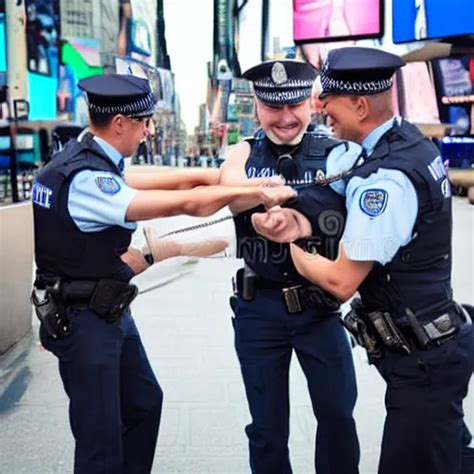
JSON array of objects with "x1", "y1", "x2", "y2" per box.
[
  {"x1": 286, "y1": 47, "x2": 474, "y2": 474},
  {"x1": 31, "y1": 73, "x2": 295, "y2": 474},
  {"x1": 220, "y1": 60, "x2": 361, "y2": 474}
]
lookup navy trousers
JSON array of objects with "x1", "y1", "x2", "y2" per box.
[
  {"x1": 232, "y1": 289, "x2": 360, "y2": 474},
  {"x1": 376, "y1": 324, "x2": 474, "y2": 474},
  {"x1": 40, "y1": 309, "x2": 163, "y2": 474}
]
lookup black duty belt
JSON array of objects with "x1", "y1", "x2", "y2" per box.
[
  {"x1": 399, "y1": 304, "x2": 470, "y2": 350},
  {"x1": 342, "y1": 299, "x2": 471, "y2": 364},
  {"x1": 234, "y1": 268, "x2": 341, "y2": 314},
  {"x1": 255, "y1": 276, "x2": 296, "y2": 290},
  {"x1": 34, "y1": 276, "x2": 138, "y2": 321}
]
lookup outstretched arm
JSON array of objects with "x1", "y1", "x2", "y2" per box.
[
  {"x1": 219, "y1": 141, "x2": 284, "y2": 213},
  {"x1": 125, "y1": 168, "x2": 222, "y2": 190},
  {"x1": 125, "y1": 183, "x2": 296, "y2": 221}
]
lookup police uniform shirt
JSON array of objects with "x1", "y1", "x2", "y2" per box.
[
  {"x1": 340, "y1": 117, "x2": 419, "y2": 265},
  {"x1": 68, "y1": 136, "x2": 137, "y2": 232},
  {"x1": 326, "y1": 140, "x2": 362, "y2": 196}
]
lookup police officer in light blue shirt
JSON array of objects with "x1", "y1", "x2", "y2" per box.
[
  {"x1": 31, "y1": 73, "x2": 296, "y2": 474},
  {"x1": 340, "y1": 117, "x2": 419, "y2": 265},
  {"x1": 68, "y1": 134, "x2": 138, "y2": 233},
  {"x1": 287, "y1": 47, "x2": 474, "y2": 474}
]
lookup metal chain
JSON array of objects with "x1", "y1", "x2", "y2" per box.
[{"x1": 158, "y1": 215, "x2": 234, "y2": 239}]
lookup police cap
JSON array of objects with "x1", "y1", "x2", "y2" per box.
[
  {"x1": 78, "y1": 74, "x2": 156, "y2": 117},
  {"x1": 319, "y1": 47, "x2": 406, "y2": 99},
  {"x1": 243, "y1": 60, "x2": 317, "y2": 106}
]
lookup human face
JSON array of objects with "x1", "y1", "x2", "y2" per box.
[
  {"x1": 256, "y1": 99, "x2": 311, "y2": 145},
  {"x1": 122, "y1": 115, "x2": 152, "y2": 156},
  {"x1": 321, "y1": 95, "x2": 364, "y2": 143}
]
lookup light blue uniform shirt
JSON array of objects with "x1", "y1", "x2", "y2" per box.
[
  {"x1": 68, "y1": 136, "x2": 137, "y2": 232},
  {"x1": 340, "y1": 117, "x2": 419, "y2": 265},
  {"x1": 326, "y1": 140, "x2": 362, "y2": 196}
]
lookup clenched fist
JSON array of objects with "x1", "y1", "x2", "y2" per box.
[{"x1": 251, "y1": 206, "x2": 312, "y2": 242}]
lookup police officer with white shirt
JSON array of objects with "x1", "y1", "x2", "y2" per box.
[
  {"x1": 285, "y1": 47, "x2": 474, "y2": 474},
  {"x1": 31, "y1": 73, "x2": 296, "y2": 474}
]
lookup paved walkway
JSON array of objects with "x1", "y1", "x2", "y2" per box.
[{"x1": 0, "y1": 198, "x2": 472, "y2": 473}]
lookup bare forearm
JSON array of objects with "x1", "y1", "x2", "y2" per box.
[
  {"x1": 125, "y1": 169, "x2": 221, "y2": 190},
  {"x1": 290, "y1": 246, "x2": 350, "y2": 300},
  {"x1": 290, "y1": 244, "x2": 373, "y2": 302},
  {"x1": 226, "y1": 179, "x2": 276, "y2": 213},
  {"x1": 126, "y1": 186, "x2": 264, "y2": 221},
  {"x1": 229, "y1": 197, "x2": 265, "y2": 214}
]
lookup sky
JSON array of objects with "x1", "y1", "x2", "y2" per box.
[
  {"x1": 163, "y1": 0, "x2": 214, "y2": 133},
  {"x1": 162, "y1": 0, "x2": 293, "y2": 134}
]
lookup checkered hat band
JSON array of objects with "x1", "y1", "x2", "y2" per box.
[
  {"x1": 88, "y1": 91, "x2": 156, "y2": 116},
  {"x1": 255, "y1": 87, "x2": 312, "y2": 105},
  {"x1": 320, "y1": 71, "x2": 393, "y2": 95},
  {"x1": 253, "y1": 78, "x2": 315, "y2": 89}
]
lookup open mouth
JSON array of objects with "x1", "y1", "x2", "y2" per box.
[{"x1": 276, "y1": 123, "x2": 298, "y2": 133}]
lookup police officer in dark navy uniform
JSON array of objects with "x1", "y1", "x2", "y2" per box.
[
  {"x1": 284, "y1": 47, "x2": 474, "y2": 474},
  {"x1": 220, "y1": 60, "x2": 362, "y2": 474},
  {"x1": 31, "y1": 73, "x2": 296, "y2": 474}
]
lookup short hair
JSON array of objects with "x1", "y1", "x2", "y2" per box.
[{"x1": 88, "y1": 110, "x2": 116, "y2": 128}]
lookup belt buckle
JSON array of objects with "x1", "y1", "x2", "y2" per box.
[{"x1": 282, "y1": 285, "x2": 303, "y2": 314}]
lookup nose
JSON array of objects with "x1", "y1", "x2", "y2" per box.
[
  {"x1": 278, "y1": 106, "x2": 296, "y2": 122},
  {"x1": 143, "y1": 120, "x2": 151, "y2": 137}
]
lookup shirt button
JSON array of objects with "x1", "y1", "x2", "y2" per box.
[{"x1": 283, "y1": 272, "x2": 288, "y2": 277}]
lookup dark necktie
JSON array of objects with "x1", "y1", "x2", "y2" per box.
[{"x1": 118, "y1": 159, "x2": 124, "y2": 174}]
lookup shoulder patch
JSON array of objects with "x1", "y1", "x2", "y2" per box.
[
  {"x1": 95, "y1": 176, "x2": 121, "y2": 195},
  {"x1": 359, "y1": 189, "x2": 388, "y2": 217}
]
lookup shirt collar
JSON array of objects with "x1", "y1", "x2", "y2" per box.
[
  {"x1": 93, "y1": 136, "x2": 123, "y2": 169},
  {"x1": 362, "y1": 116, "x2": 397, "y2": 156}
]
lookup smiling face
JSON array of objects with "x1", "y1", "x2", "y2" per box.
[
  {"x1": 255, "y1": 98, "x2": 311, "y2": 145},
  {"x1": 320, "y1": 95, "x2": 364, "y2": 143}
]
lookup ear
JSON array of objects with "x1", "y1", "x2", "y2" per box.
[
  {"x1": 354, "y1": 96, "x2": 370, "y2": 121},
  {"x1": 254, "y1": 102, "x2": 261, "y2": 125},
  {"x1": 112, "y1": 115, "x2": 125, "y2": 135}
]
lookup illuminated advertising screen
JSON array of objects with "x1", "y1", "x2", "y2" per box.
[
  {"x1": 432, "y1": 56, "x2": 474, "y2": 134},
  {"x1": 293, "y1": 0, "x2": 383, "y2": 44},
  {"x1": 25, "y1": 0, "x2": 60, "y2": 76},
  {"x1": 393, "y1": 0, "x2": 474, "y2": 43},
  {"x1": 25, "y1": 0, "x2": 60, "y2": 120}
]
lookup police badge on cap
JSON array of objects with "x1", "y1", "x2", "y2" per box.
[
  {"x1": 319, "y1": 47, "x2": 405, "y2": 99},
  {"x1": 78, "y1": 74, "x2": 157, "y2": 117},
  {"x1": 243, "y1": 60, "x2": 317, "y2": 106}
]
